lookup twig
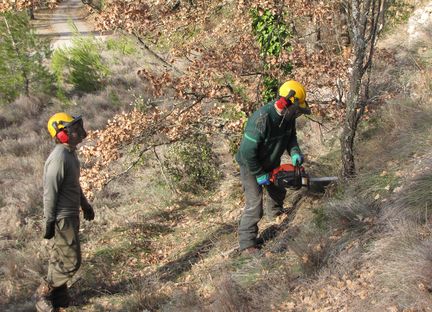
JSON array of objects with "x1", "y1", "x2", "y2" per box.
[
  {"x1": 410, "y1": 55, "x2": 424, "y2": 71},
  {"x1": 304, "y1": 115, "x2": 330, "y2": 131},
  {"x1": 153, "y1": 146, "x2": 179, "y2": 194},
  {"x1": 240, "y1": 71, "x2": 262, "y2": 77},
  {"x1": 133, "y1": 95, "x2": 204, "y2": 146},
  {"x1": 133, "y1": 31, "x2": 183, "y2": 75},
  {"x1": 104, "y1": 141, "x2": 175, "y2": 186},
  {"x1": 104, "y1": 96, "x2": 205, "y2": 186}
]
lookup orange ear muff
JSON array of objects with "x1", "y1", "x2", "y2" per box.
[{"x1": 56, "y1": 130, "x2": 69, "y2": 143}]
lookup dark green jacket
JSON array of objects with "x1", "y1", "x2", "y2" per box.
[
  {"x1": 235, "y1": 102, "x2": 299, "y2": 176},
  {"x1": 43, "y1": 144, "x2": 87, "y2": 222}
]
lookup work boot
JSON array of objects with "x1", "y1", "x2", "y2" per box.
[
  {"x1": 34, "y1": 280, "x2": 55, "y2": 312},
  {"x1": 52, "y1": 284, "x2": 71, "y2": 308}
]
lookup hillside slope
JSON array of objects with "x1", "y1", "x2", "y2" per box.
[{"x1": 0, "y1": 0, "x2": 431, "y2": 311}]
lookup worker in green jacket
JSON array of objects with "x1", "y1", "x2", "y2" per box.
[
  {"x1": 34, "y1": 112, "x2": 95, "y2": 312},
  {"x1": 235, "y1": 80, "x2": 311, "y2": 255}
]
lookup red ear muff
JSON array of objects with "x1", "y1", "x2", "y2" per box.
[
  {"x1": 56, "y1": 130, "x2": 69, "y2": 143},
  {"x1": 275, "y1": 97, "x2": 289, "y2": 110}
]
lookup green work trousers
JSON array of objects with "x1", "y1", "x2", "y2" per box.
[
  {"x1": 47, "y1": 217, "x2": 81, "y2": 288},
  {"x1": 238, "y1": 165, "x2": 286, "y2": 250}
]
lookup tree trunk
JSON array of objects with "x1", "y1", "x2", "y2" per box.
[
  {"x1": 340, "y1": 103, "x2": 359, "y2": 178},
  {"x1": 340, "y1": 0, "x2": 386, "y2": 179}
]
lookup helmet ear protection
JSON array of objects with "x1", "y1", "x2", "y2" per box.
[
  {"x1": 56, "y1": 129, "x2": 69, "y2": 143},
  {"x1": 275, "y1": 89, "x2": 296, "y2": 110},
  {"x1": 51, "y1": 120, "x2": 69, "y2": 143}
]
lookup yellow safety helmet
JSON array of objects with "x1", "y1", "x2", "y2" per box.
[
  {"x1": 47, "y1": 112, "x2": 81, "y2": 138},
  {"x1": 279, "y1": 80, "x2": 310, "y2": 114}
]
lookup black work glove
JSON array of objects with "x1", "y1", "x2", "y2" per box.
[
  {"x1": 82, "y1": 202, "x2": 95, "y2": 221},
  {"x1": 44, "y1": 221, "x2": 56, "y2": 239}
]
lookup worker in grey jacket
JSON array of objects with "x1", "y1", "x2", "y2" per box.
[{"x1": 34, "y1": 112, "x2": 94, "y2": 312}]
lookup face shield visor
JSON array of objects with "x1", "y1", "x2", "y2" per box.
[
  {"x1": 65, "y1": 116, "x2": 87, "y2": 145},
  {"x1": 281, "y1": 99, "x2": 311, "y2": 122}
]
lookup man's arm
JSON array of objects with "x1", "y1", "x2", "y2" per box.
[
  {"x1": 43, "y1": 159, "x2": 64, "y2": 223},
  {"x1": 239, "y1": 114, "x2": 267, "y2": 176},
  {"x1": 43, "y1": 158, "x2": 64, "y2": 239}
]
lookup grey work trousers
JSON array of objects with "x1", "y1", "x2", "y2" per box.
[{"x1": 238, "y1": 166, "x2": 286, "y2": 250}]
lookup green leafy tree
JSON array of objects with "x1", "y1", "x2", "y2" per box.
[{"x1": 0, "y1": 11, "x2": 54, "y2": 105}]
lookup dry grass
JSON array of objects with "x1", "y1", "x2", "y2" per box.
[
  {"x1": 208, "y1": 275, "x2": 253, "y2": 312},
  {"x1": 382, "y1": 167, "x2": 432, "y2": 223},
  {"x1": 0, "y1": 242, "x2": 47, "y2": 307},
  {"x1": 287, "y1": 225, "x2": 332, "y2": 275},
  {"x1": 0, "y1": 96, "x2": 45, "y2": 128},
  {"x1": 324, "y1": 196, "x2": 379, "y2": 231},
  {"x1": 368, "y1": 221, "x2": 432, "y2": 309}
]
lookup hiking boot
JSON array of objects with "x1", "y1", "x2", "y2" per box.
[
  {"x1": 34, "y1": 280, "x2": 55, "y2": 312},
  {"x1": 52, "y1": 284, "x2": 70, "y2": 308}
]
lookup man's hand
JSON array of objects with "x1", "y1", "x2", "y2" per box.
[
  {"x1": 290, "y1": 147, "x2": 304, "y2": 166},
  {"x1": 43, "y1": 221, "x2": 55, "y2": 239},
  {"x1": 82, "y1": 202, "x2": 95, "y2": 221},
  {"x1": 256, "y1": 173, "x2": 271, "y2": 186}
]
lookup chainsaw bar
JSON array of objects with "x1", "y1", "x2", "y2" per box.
[{"x1": 308, "y1": 176, "x2": 339, "y2": 183}]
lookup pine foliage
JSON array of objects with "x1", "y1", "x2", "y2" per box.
[
  {"x1": 0, "y1": 11, "x2": 54, "y2": 105},
  {"x1": 51, "y1": 26, "x2": 109, "y2": 93}
]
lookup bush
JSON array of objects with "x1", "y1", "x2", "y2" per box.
[
  {"x1": 52, "y1": 28, "x2": 109, "y2": 93},
  {"x1": 164, "y1": 135, "x2": 221, "y2": 194}
]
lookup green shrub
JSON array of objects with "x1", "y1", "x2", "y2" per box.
[
  {"x1": 251, "y1": 8, "x2": 291, "y2": 57},
  {"x1": 0, "y1": 12, "x2": 54, "y2": 105},
  {"x1": 51, "y1": 28, "x2": 109, "y2": 93},
  {"x1": 261, "y1": 75, "x2": 279, "y2": 103},
  {"x1": 250, "y1": 7, "x2": 293, "y2": 102},
  {"x1": 164, "y1": 135, "x2": 221, "y2": 194}
]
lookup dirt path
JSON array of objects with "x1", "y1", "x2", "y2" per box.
[{"x1": 34, "y1": 0, "x2": 107, "y2": 49}]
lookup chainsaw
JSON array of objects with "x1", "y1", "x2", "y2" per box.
[{"x1": 270, "y1": 163, "x2": 338, "y2": 190}]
